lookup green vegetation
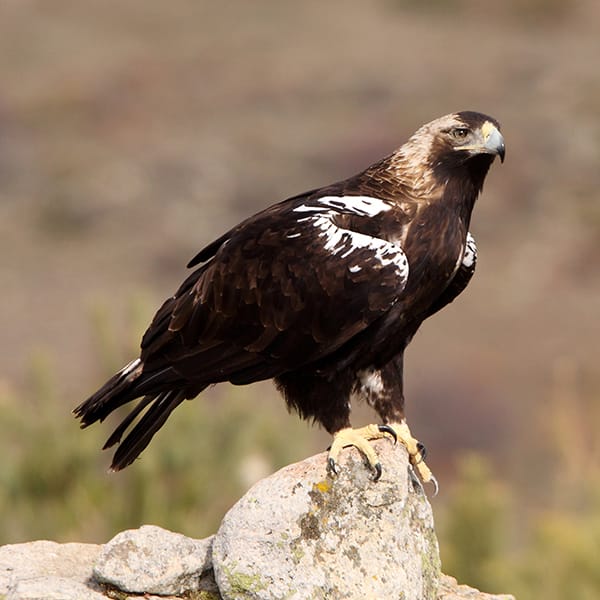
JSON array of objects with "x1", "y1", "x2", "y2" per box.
[
  {"x1": 439, "y1": 453, "x2": 600, "y2": 600},
  {"x1": 440, "y1": 454, "x2": 510, "y2": 592}
]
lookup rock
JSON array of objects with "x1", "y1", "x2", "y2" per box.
[
  {"x1": 93, "y1": 524, "x2": 214, "y2": 596},
  {"x1": 7, "y1": 576, "x2": 106, "y2": 600},
  {"x1": 0, "y1": 540, "x2": 102, "y2": 598},
  {"x1": 212, "y1": 440, "x2": 441, "y2": 600},
  {"x1": 0, "y1": 447, "x2": 515, "y2": 600},
  {"x1": 437, "y1": 575, "x2": 515, "y2": 600}
]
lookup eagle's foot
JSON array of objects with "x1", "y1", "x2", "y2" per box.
[
  {"x1": 327, "y1": 424, "x2": 397, "y2": 482},
  {"x1": 388, "y1": 420, "x2": 439, "y2": 496}
]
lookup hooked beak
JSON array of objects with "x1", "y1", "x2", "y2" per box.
[
  {"x1": 457, "y1": 121, "x2": 505, "y2": 163},
  {"x1": 481, "y1": 121, "x2": 505, "y2": 163}
]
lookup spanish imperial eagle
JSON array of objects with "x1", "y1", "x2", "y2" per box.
[{"x1": 74, "y1": 111, "x2": 505, "y2": 487}]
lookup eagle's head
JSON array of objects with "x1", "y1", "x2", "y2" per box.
[
  {"x1": 430, "y1": 111, "x2": 504, "y2": 163},
  {"x1": 394, "y1": 111, "x2": 505, "y2": 199}
]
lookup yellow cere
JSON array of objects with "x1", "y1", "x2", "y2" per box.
[{"x1": 480, "y1": 120, "x2": 496, "y2": 141}]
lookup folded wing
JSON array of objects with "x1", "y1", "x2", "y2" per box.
[{"x1": 141, "y1": 196, "x2": 411, "y2": 385}]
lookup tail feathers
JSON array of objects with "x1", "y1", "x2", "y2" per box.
[
  {"x1": 102, "y1": 394, "x2": 154, "y2": 450},
  {"x1": 108, "y1": 390, "x2": 186, "y2": 471},
  {"x1": 73, "y1": 358, "x2": 144, "y2": 426},
  {"x1": 75, "y1": 358, "x2": 206, "y2": 471}
]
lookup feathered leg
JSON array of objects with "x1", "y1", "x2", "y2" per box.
[
  {"x1": 276, "y1": 370, "x2": 397, "y2": 480},
  {"x1": 359, "y1": 357, "x2": 438, "y2": 493}
]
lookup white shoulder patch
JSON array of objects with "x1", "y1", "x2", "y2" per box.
[
  {"x1": 292, "y1": 195, "x2": 408, "y2": 282},
  {"x1": 316, "y1": 195, "x2": 392, "y2": 216},
  {"x1": 293, "y1": 195, "x2": 391, "y2": 217},
  {"x1": 462, "y1": 232, "x2": 477, "y2": 268}
]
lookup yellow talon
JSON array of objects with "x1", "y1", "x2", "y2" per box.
[
  {"x1": 326, "y1": 420, "x2": 437, "y2": 493},
  {"x1": 389, "y1": 420, "x2": 438, "y2": 495},
  {"x1": 328, "y1": 424, "x2": 396, "y2": 481}
]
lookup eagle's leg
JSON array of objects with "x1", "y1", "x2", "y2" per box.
[
  {"x1": 362, "y1": 360, "x2": 438, "y2": 493},
  {"x1": 327, "y1": 424, "x2": 397, "y2": 481},
  {"x1": 387, "y1": 419, "x2": 438, "y2": 495}
]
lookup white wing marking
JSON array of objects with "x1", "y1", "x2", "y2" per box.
[
  {"x1": 293, "y1": 195, "x2": 392, "y2": 217},
  {"x1": 293, "y1": 195, "x2": 408, "y2": 283},
  {"x1": 462, "y1": 232, "x2": 477, "y2": 268}
]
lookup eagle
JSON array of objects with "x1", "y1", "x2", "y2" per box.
[{"x1": 74, "y1": 111, "x2": 505, "y2": 489}]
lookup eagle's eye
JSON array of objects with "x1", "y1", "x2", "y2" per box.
[{"x1": 451, "y1": 127, "x2": 470, "y2": 141}]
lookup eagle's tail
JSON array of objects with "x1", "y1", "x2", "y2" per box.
[
  {"x1": 73, "y1": 359, "x2": 196, "y2": 471},
  {"x1": 74, "y1": 358, "x2": 145, "y2": 427},
  {"x1": 104, "y1": 389, "x2": 186, "y2": 471}
]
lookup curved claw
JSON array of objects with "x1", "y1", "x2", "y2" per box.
[
  {"x1": 408, "y1": 465, "x2": 439, "y2": 497},
  {"x1": 407, "y1": 464, "x2": 423, "y2": 493},
  {"x1": 378, "y1": 424, "x2": 398, "y2": 444},
  {"x1": 416, "y1": 441, "x2": 427, "y2": 462},
  {"x1": 327, "y1": 457, "x2": 340, "y2": 477},
  {"x1": 428, "y1": 474, "x2": 439, "y2": 497},
  {"x1": 372, "y1": 462, "x2": 382, "y2": 482}
]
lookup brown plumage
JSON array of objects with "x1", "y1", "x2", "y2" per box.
[{"x1": 74, "y1": 111, "x2": 504, "y2": 477}]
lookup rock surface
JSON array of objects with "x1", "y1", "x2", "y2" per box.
[
  {"x1": 0, "y1": 444, "x2": 515, "y2": 600},
  {"x1": 0, "y1": 541, "x2": 103, "y2": 599},
  {"x1": 437, "y1": 575, "x2": 515, "y2": 600},
  {"x1": 213, "y1": 439, "x2": 439, "y2": 599},
  {"x1": 6, "y1": 576, "x2": 107, "y2": 600},
  {"x1": 93, "y1": 524, "x2": 214, "y2": 596}
]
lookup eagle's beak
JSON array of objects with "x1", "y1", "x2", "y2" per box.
[
  {"x1": 456, "y1": 121, "x2": 505, "y2": 163},
  {"x1": 481, "y1": 121, "x2": 505, "y2": 163}
]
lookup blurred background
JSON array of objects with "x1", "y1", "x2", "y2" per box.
[{"x1": 1, "y1": 1, "x2": 599, "y2": 597}]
